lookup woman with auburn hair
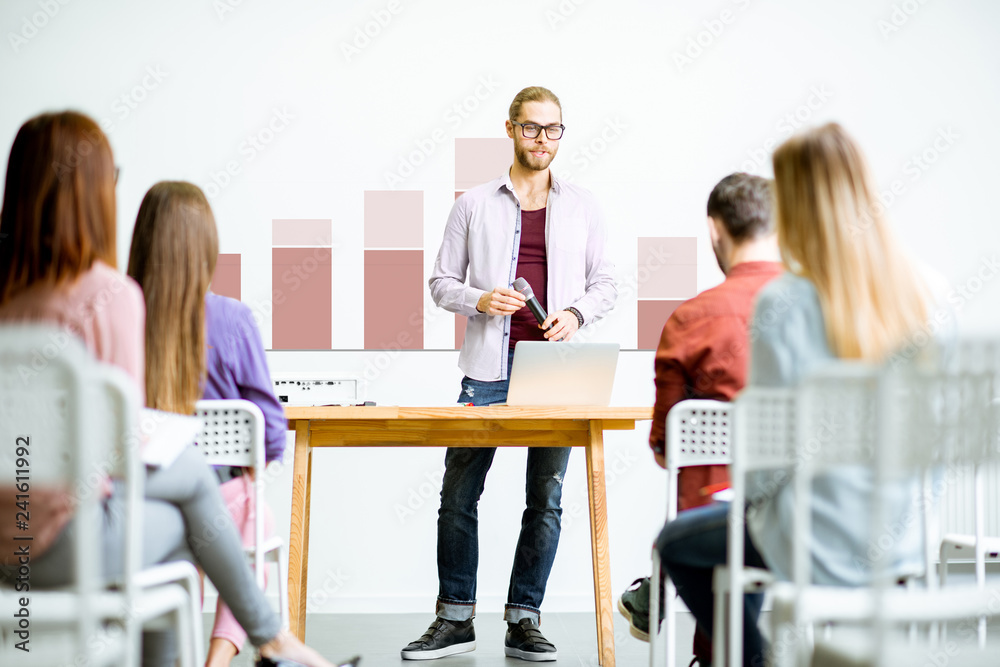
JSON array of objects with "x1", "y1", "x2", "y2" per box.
[
  {"x1": 128, "y1": 181, "x2": 289, "y2": 667},
  {"x1": 655, "y1": 123, "x2": 937, "y2": 667},
  {"x1": 0, "y1": 112, "x2": 336, "y2": 667}
]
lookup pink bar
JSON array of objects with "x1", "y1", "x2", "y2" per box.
[
  {"x1": 455, "y1": 314, "x2": 467, "y2": 350},
  {"x1": 364, "y1": 250, "x2": 423, "y2": 350},
  {"x1": 455, "y1": 138, "x2": 511, "y2": 190},
  {"x1": 638, "y1": 300, "x2": 684, "y2": 349},
  {"x1": 272, "y1": 219, "x2": 333, "y2": 246},
  {"x1": 364, "y1": 191, "x2": 423, "y2": 249},
  {"x1": 637, "y1": 237, "x2": 698, "y2": 299},
  {"x1": 211, "y1": 253, "x2": 241, "y2": 301},
  {"x1": 272, "y1": 248, "x2": 332, "y2": 350}
]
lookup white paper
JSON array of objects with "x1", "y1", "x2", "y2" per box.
[{"x1": 140, "y1": 408, "x2": 202, "y2": 468}]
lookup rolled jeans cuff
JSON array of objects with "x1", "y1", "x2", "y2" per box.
[
  {"x1": 436, "y1": 597, "x2": 476, "y2": 621},
  {"x1": 504, "y1": 604, "x2": 540, "y2": 624}
]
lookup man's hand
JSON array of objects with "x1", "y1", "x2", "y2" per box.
[
  {"x1": 541, "y1": 310, "x2": 580, "y2": 342},
  {"x1": 654, "y1": 451, "x2": 666, "y2": 469},
  {"x1": 477, "y1": 287, "x2": 526, "y2": 316}
]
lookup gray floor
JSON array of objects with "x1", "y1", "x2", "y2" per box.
[
  {"x1": 204, "y1": 611, "x2": 1000, "y2": 666},
  {"x1": 203, "y1": 611, "x2": 699, "y2": 666}
]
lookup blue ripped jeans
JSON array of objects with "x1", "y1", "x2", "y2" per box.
[{"x1": 436, "y1": 349, "x2": 571, "y2": 624}]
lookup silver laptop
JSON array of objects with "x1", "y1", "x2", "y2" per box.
[{"x1": 505, "y1": 341, "x2": 620, "y2": 406}]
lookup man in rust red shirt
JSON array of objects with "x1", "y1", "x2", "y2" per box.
[{"x1": 619, "y1": 173, "x2": 782, "y2": 665}]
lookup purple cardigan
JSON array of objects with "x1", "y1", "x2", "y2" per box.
[{"x1": 203, "y1": 292, "x2": 286, "y2": 463}]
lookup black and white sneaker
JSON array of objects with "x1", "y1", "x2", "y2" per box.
[
  {"x1": 504, "y1": 619, "x2": 558, "y2": 662},
  {"x1": 400, "y1": 617, "x2": 476, "y2": 660}
]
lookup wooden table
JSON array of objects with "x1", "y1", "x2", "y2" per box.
[{"x1": 284, "y1": 405, "x2": 652, "y2": 667}]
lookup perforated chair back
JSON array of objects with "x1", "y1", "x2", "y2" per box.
[
  {"x1": 651, "y1": 400, "x2": 733, "y2": 667},
  {"x1": 664, "y1": 399, "x2": 733, "y2": 519},
  {"x1": 193, "y1": 400, "x2": 266, "y2": 471},
  {"x1": 192, "y1": 399, "x2": 288, "y2": 626}
]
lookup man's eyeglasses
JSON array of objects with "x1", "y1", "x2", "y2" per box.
[{"x1": 512, "y1": 122, "x2": 565, "y2": 140}]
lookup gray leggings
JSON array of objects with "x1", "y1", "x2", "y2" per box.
[{"x1": 30, "y1": 445, "x2": 281, "y2": 661}]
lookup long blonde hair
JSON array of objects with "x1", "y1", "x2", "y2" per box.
[
  {"x1": 127, "y1": 182, "x2": 218, "y2": 414},
  {"x1": 772, "y1": 123, "x2": 927, "y2": 361}
]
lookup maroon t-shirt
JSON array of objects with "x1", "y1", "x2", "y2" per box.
[{"x1": 510, "y1": 207, "x2": 548, "y2": 347}]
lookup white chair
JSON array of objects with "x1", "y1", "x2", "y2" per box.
[
  {"x1": 0, "y1": 324, "x2": 203, "y2": 667},
  {"x1": 193, "y1": 399, "x2": 289, "y2": 629},
  {"x1": 720, "y1": 364, "x2": 926, "y2": 667},
  {"x1": 935, "y1": 338, "x2": 1000, "y2": 646},
  {"x1": 806, "y1": 348, "x2": 1000, "y2": 666},
  {"x1": 649, "y1": 399, "x2": 734, "y2": 667}
]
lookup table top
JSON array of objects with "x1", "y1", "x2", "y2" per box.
[{"x1": 285, "y1": 405, "x2": 654, "y2": 421}]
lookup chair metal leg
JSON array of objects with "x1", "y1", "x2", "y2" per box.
[
  {"x1": 712, "y1": 566, "x2": 728, "y2": 667},
  {"x1": 650, "y1": 549, "x2": 660, "y2": 667},
  {"x1": 276, "y1": 543, "x2": 290, "y2": 629}
]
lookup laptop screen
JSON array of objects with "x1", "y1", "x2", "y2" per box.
[{"x1": 504, "y1": 341, "x2": 620, "y2": 406}]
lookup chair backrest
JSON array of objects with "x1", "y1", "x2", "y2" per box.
[
  {"x1": 0, "y1": 324, "x2": 141, "y2": 664},
  {"x1": 193, "y1": 399, "x2": 266, "y2": 471},
  {"x1": 664, "y1": 399, "x2": 733, "y2": 519},
  {"x1": 193, "y1": 399, "x2": 267, "y2": 586}
]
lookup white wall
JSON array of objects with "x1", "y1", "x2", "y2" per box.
[{"x1": 3, "y1": 0, "x2": 999, "y2": 613}]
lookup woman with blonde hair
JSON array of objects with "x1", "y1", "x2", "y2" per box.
[
  {"x1": 655, "y1": 123, "x2": 935, "y2": 667},
  {"x1": 128, "y1": 181, "x2": 290, "y2": 667},
  {"x1": 0, "y1": 111, "x2": 335, "y2": 667}
]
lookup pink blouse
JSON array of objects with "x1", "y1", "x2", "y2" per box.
[{"x1": 0, "y1": 261, "x2": 146, "y2": 562}]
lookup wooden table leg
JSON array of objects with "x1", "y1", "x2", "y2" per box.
[
  {"x1": 288, "y1": 421, "x2": 314, "y2": 640},
  {"x1": 585, "y1": 420, "x2": 615, "y2": 667}
]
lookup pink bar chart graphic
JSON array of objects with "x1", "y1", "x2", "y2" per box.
[
  {"x1": 271, "y1": 219, "x2": 333, "y2": 350},
  {"x1": 211, "y1": 253, "x2": 242, "y2": 301},
  {"x1": 364, "y1": 191, "x2": 423, "y2": 350},
  {"x1": 637, "y1": 237, "x2": 697, "y2": 349},
  {"x1": 454, "y1": 138, "x2": 511, "y2": 349}
]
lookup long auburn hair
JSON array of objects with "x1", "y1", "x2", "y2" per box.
[
  {"x1": 0, "y1": 111, "x2": 117, "y2": 304},
  {"x1": 772, "y1": 123, "x2": 928, "y2": 361},
  {"x1": 127, "y1": 182, "x2": 218, "y2": 414}
]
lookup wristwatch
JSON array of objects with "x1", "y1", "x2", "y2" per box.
[{"x1": 566, "y1": 307, "x2": 584, "y2": 328}]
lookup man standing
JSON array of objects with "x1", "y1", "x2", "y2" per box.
[
  {"x1": 617, "y1": 173, "x2": 780, "y2": 666},
  {"x1": 402, "y1": 86, "x2": 616, "y2": 661}
]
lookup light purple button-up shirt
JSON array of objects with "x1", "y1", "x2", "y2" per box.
[{"x1": 429, "y1": 169, "x2": 617, "y2": 381}]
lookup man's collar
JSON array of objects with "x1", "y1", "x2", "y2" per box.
[{"x1": 499, "y1": 167, "x2": 562, "y2": 194}]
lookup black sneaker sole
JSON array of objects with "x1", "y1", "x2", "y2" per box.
[
  {"x1": 504, "y1": 646, "x2": 558, "y2": 661},
  {"x1": 617, "y1": 596, "x2": 650, "y2": 642},
  {"x1": 400, "y1": 640, "x2": 476, "y2": 661}
]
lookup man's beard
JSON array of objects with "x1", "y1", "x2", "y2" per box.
[
  {"x1": 514, "y1": 143, "x2": 556, "y2": 171},
  {"x1": 712, "y1": 239, "x2": 728, "y2": 274}
]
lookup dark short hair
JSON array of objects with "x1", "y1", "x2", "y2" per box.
[{"x1": 706, "y1": 173, "x2": 773, "y2": 243}]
